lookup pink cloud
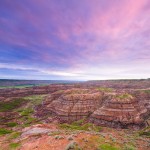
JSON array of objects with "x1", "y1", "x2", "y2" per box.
[{"x1": 0, "y1": 0, "x2": 150, "y2": 79}]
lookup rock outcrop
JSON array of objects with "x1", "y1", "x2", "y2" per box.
[
  {"x1": 90, "y1": 93, "x2": 148, "y2": 129},
  {"x1": 36, "y1": 90, "x2": 150, "y2": 129},
  {"x1": 36, "y1": 89, "x2": 104, "y2": 122}
]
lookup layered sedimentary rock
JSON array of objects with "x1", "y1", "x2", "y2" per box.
[
  {"x1": 134, "y1": 91, "x2": 150, "y2": 126},
  {"x1": 90, "y1": 93, "x2": 148, "y2": 128},
  {"x1": 36, "y1": 89, "x2": 104, "y2": 122},
  {"x1": 36, "y1": 89, "x2": 150, "y2": 129}
]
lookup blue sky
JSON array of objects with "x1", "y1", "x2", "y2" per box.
[{"x1": 0, "y1": 0, "x2": 150, "y2": 80}]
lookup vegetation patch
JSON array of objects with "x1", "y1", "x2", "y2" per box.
[
  {"x1": 14, "y1": 94, "x2": 46, "y2": 127},
  {"x1": 23, "y1": 94, "x2": 46, "y2": 105},
  {"x1": 9, "y1": 142, "x2": 21, "y2": 149},
  {"x1": 97, "y1": 87, "x2": 113, "y2": 92},
  {"x1": 98, "y1": 143, "x2": 120, "y2": 150},
  {"x1": 78, "y1": 135, "x2": 104, "y2": 150},
  {"x1": 139, "y1": 126, "x2": 150, "y2": 137},
  {"x1": 25, "y1": 116, "x2": 36, "y2": 124},
  {"x1": 8, "y1": 132, "x2": 21, "y2": 140},
  {"x1": 6, "y1": 122, "x2": 18, "y2": 127},
  {"x1": 143, "y1": 90, "x2": 150, "y2": 94},
  {"x1": 65, "y1": 141, "x2": 81, "y2": 150},
  {"x1": 19, "y1": 116, "x2": 37, "y2": 127},
  {"x1": 0, "y1": 128, "x2": 12, "y2": 135},
  {"x1": 0, "y1": 98, "x2": 25, "y2": 112},
  {"x1": 59, "y1": 120, "x2": 102, "y2": 132},
  {"x1": 115, "y1": 93, "x2": 133, "y2": 100},
  {"x1": 20, "y1": 107, "x2": 34, "y2": 116}
]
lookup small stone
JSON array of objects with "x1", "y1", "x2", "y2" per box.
[
  {"x1": 99, "y1": 133, "x2": 106, "y2": 138},
  {"x1": 84, "y1": 139, "x2": 88, "y2": 142},
  {"x1": 55, "y1": 135, "x2": 59, "y2": 139},
  {"x1": 67, "y1": 136, "x2": 73, "y2": 141},
  {"x1": 47, "y1": 133, "x2": 52, "y2": 136},
  {"x1": 33, "y1": 145, "x2": 38, "y2": 149},
  {"x1": 72, "y1": 134, "x2": 77, "y2": 137},
  {"x1": 147, "y1": 143, "x2": 150, "y2": 147},
  {"x1": 105, "y1": 140, "x2": 109, "y2": 143},
  {"x1": 65, "y1": 141, "x2": 81, "y2": 150},
  {"x1": 54, "y1": 135, "x2": 64, "y2": 140}
]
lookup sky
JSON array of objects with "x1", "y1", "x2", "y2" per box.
[{"x1": 0, "y1": 0, "x2": 150, "y2": 80}]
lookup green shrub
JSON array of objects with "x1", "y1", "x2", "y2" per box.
[
  {"x1": 65, "y1": 141, "x2": 81, "y2": 150},
  {"x1": 59, "y1": 121, "x2": 102, "y2": 132},
  {"x1": 24, "y1": 116, "x2": 36, "y2": 125},
  {"x1": 0, "y1": 128, "x2": 12, "y2": 135},
  {"x1": 139, "y1": 126, "x2": 150, "y2": 137},
  {"x1": 9, "y1": 142, "x2": 21, "y2": 149},
  {"x1": 20, "y1": 107, "x2": 33, "y2": 116},
  {"x1": 99, "y1": 143, "x2": 119, "y2": 150},
  {"x1": 71, "y1": 119, "x2": 85, "y2": 126},
  {"x1": 139, "y1": 131, "x2": 150, "y2": 137},
  {"x1": 6, "y1": 122, "x2": 18, "y2": 127}
]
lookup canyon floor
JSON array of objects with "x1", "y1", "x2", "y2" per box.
[{"x1": 0, "y1": 80, "x2": 150, "y2": 150}]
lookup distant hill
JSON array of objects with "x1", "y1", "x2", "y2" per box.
[{"x1": 0, "y1": 79, "x2": 79, "y2": 87}]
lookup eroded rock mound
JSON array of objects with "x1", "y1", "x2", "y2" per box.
[
  {"x1": 36, "y1": 89, "x2": 150, "y2": 129},
  {"x1": 90, "y1": 93, "x2": 148, "y2": 129},
  {"x1": 36, "y1": 89, "x2": 104, "y2": 122}
]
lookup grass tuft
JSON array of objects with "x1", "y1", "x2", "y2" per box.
[
  {"x1": 6, "y1": 122, "x2": 18, "y2": 127},
  {"x1": 20, "y1": 107, "x2": 34, "y2": 116},
  {"x1": 0, "y1": 128, "x2": 12, "y2": 135},
  {"x1": 98, "y1": 143, "x2": 120, "y2": 150},
  {"x1": 9, "y1": 142, "x2": 21, "y2": 149}
]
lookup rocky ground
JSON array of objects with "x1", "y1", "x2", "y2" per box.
[
  {"x1": 0, "y1": 83, "x2": 150, "y2": 150},
  {"x1": 0, "y1": 122, "x2": 150, "y2": 150}
]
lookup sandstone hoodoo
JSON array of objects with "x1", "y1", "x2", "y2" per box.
[{"x1": 36, "y1": 89, "x2": 150, "y2": 129}]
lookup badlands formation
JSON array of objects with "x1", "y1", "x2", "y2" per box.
[
  {"x1": 36, "y1": 88, "x2": 150, "y2": 129},
  {"x1": 0, "y1": 80, "x2": 150, "y2": 150}
]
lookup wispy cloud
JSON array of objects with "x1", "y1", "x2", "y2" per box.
[{"x1": 0, "y1": 0, "x2": 150, "y2": 79}]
